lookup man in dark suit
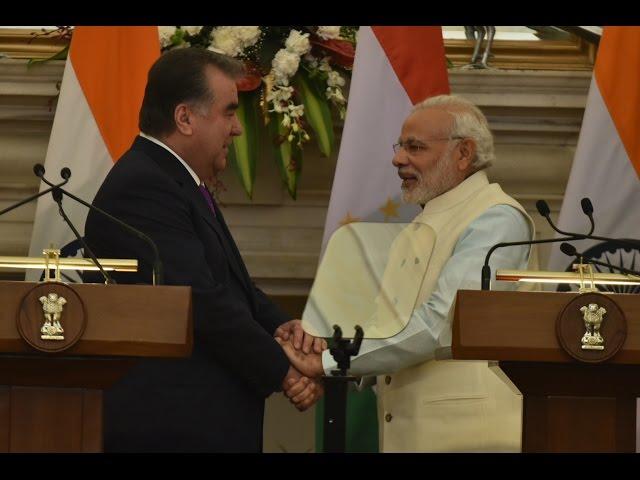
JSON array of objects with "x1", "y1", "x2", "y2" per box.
[{"x1": 84, "y1": 48, "x2": 324, "y2": 452}]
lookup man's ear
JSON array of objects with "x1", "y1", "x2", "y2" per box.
[
  {"x1": 174, "y1": 104, "x2": 192, "y2": 135},
  {"x1": 456, "y1": 138, "x2": 476, "y2": 172}
]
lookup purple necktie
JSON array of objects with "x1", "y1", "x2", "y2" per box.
[{"x1": 199, "y1": 184, "x2": 217, "y2": 217}]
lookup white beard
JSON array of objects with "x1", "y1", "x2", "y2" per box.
[{"x1": 401, "y1": 149, "x2": 459, "y2": 205}]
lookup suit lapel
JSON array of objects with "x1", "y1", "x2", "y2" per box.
[
  {"x1": 191, "y1": 188, "x2": 253, "y2": 295},
  {"x1": 133, "y1": 136, "x2": 254, "y2": 298}
]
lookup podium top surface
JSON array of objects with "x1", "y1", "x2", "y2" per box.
[
  {"x1": 453, "y1": 290, "x2": 640, "y2": 364},
  {"x1": 0, "y1": 281, "x2": 192, "y2": 358}
]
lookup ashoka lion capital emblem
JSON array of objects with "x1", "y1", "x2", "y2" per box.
[
  {"x1": 580, "y1": 303, "x2": 606, "y2": 350},
  {"x1": 39, "y1": 292, "x2": 66, "y2": 341}
]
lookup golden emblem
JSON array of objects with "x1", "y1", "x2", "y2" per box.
[
  {"x1": 39, "y1": 292, "x2": 66, "y2": 341},
  {"x1": 580, "y1": 303, "x2": 606, "y2": 350}
]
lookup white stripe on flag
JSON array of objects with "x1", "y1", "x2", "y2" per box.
[
  {"x1": 26, "y1": 59, "x2": 113, "y2": 280},
  {"x1": 547, "y1": 77, "x2": 640, "y2": 272},
  {"x1": 321, "y1": 26, "x2": 420, "y2": 253}
]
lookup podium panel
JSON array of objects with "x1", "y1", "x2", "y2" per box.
[
  {"x1": 0, "y1": 281, "x2": 192, "y2": 452},
  {"x1": 453, "y1": 290, "x2": 640, "y2": 452}
]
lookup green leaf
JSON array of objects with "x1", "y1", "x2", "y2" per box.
[
  {"x1": 269, "y1": 113, "x2": 302, "y2": 199},
  {"x1": 228, "y1": 91, "x2": 259, "y2": 199},
  {"x1": 294, "y1": 71, "x2": 335, "y2": 157},
  {"x1": 27, "y1": 45, "x2": 70, "y2": 67}
]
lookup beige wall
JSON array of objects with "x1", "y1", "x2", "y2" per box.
[{"x1": 0, "y1": 59, "x2": 592, "y2": 451}]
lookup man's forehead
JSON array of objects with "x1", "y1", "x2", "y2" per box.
[{"x1": 401, "y1": 108, "x2": 452, "y2": 137}]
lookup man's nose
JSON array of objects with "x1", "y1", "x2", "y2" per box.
[
  {"x1": 392, "y1": 150, "x2": 408, "y2": 167},
  {"x1": 232, "y1": 114, "x2": 243, "y2": 136}
]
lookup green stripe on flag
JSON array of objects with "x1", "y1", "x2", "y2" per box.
[{"x1": 315, "y1": 385, "x2": 379, "y2": 453}]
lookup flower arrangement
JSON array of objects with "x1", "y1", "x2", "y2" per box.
[
  {"x1": 28, "y1": 26, "x2": 357, "y2": 199},
  {"x1": 161, "y1": 26, "x2": 358, "y2": 199}
]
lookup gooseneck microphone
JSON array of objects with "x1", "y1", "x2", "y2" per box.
[
  {"x1": 481, "y1": 198, "x2": 594, "y2": 291},
  {"x1": 33, "y1": 164, "x2": 164, "y2": 285},
  {"x1": 481, "y1": 234, "x2": 583, "y2": 290},
  {"x1": 536, "y1": 198, "x2": 640, "y2": 250},
  {"x1": 50, "y1": 187, "x2": 114, "y2": 284},
  {"x1": 560, "y1": 242, "x2": 640, "y2": 277},
  {"x1": 581, "y1": 198, "x2": 594, "y2": 235},
  {"x1": 0, "y1": 165, "x2": 70, "y2": 218}
]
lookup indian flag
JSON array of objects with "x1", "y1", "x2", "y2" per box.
[
  {"x1": 26, "y1": 26, "x2": 159, "y2": 279},
  {"x1": 316, "y1": 26, "x2": 450, "y2": 452},
  {"x1": 548, "y1": 28, "x2": 640, "y2": 273},
  {"x1": 546, "y1": 27, "x2": 640, "y2": 451}
]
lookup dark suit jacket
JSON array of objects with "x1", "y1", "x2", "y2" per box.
[{"x1": 84, "y1": 136, "x2": 291, "y2": 452}]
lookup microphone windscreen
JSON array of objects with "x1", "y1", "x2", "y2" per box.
[
  {"x1": 536, "y1": 200, "x2": 551, "y2": 217},
  {"x1": 33, "y1": 164, "x2": 45, "y2": 177},
  {"x1": 560, "y1": 242, "x2": 577, "y2": 256},
  {"x1": 581, "y1": 198, "x2": 594, "y2": 215}
]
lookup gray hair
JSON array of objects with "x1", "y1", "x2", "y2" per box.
[{"x1": 412, "y1": 94, "x2": 495, "y2": 170}]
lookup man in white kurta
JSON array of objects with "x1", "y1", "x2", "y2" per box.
[{"x1": 280, "y1": 94, "x2": 537, "y2": 452}]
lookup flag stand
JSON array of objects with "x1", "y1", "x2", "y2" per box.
[{"x1": 322, "y1": 324, "x2": 363, "y2": 453}]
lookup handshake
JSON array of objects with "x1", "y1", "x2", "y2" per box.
[{"x1": 274, "y1": 319, "x2": 328, "y2": 412}]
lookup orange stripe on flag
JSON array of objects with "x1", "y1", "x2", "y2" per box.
[
  {"x1": 70, "y1": 27, "x2": 160, "y2": 162},
  {"x1": 371, "y1": 26, "x2": 450, "y2": 105},
  {"x1": 594, "y1": 26, "x2": 640, "y2": 177}
]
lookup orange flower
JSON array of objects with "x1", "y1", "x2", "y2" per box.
[
  {"x1": 236, "y1": 62, "x2": 263, "y2": 92},
  {"x1": 311, "y1": 38, "x2": 355, "y2": 68}
]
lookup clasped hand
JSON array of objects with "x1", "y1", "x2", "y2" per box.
[{"x1": 274, "y1": 319, "x2": 327, "y2": 411}]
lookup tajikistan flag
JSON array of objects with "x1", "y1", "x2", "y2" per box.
[
  {"x1": 321, "y1": 26, "x2": 450, "y2": 252},
  {"x1": 316, "y1": 26, "x2": 450, "y2": 453}
]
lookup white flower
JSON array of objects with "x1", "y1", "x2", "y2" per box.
[
  {"x1": 327, "y1": 87, "x2": 346, "y2": 104},
  {"x1": 158, "y1": 26, "x2": 177, "y2": 48},
  {"x1": 281, "y1": 114, "x2": 291, "y2": 128},
  {"x1": 272, "y1": 49, "x2": 300, "y2": 85},
  {"x1": 210, "y1": 27, "x2": 244, "y2": 57},
  {"x1": 289, "y1": 104, "x2": 305, "y2": 118},
  {"x1": 234, "y1": 26, "x2": 262, "y2": 49},
  {"x1": 303, "y1": 53, "x2": 318, "y2": 69},
  {"x1": 209, "y1": 26, "x2": 262, "y2": 57},
  {"x1": 317, "y1": 26, "x2": 341, "y2": 40},
  {"x1": 318, "y1": 57, "x2": 332, "y2": 72},
  {"x1": 267, "y1": 85, "x2": 294, "y2": 103},
  {"x1": 285, "y1": 30, "x2": 311, "y2": 56},
  {"x1": 181, "y1": 26, "x2": 202, "y2": 36},
  {"x1": 327, "y1": 71, "x2": 345, "y2": 88}
]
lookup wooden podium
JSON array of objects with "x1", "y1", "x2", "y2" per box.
[
  {"x1": 453, "y1": 290, "x2": 640, "y2": 453},
  {"x1": 0, "y1": 280, "x2": 192, "y2": 452}
]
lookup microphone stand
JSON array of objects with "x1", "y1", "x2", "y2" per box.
[
  {"x1": 35, "y1": 165, "x2": 164, "y2": 286},
  {"x1": 481, "y1": 235, "x2": 585, "y2": 290},
  {"x1": 323, "y1": 324, "x2": 363, "y2": 453},
  {"x1": 0, "y1": 180, "x2": 69, "y2": 217},
  {"x1": 561, "y1": 243, "x2": 640, "y2": 277},
  {"x1": 50, "y1": 187, "x2": 114, "y2": 284}
]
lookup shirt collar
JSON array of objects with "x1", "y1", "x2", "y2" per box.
[{"x1": 139, "y1": 132, "x2": 201, "y2": 186}]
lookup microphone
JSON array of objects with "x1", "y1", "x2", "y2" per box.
[
  {"x1": 536, "y1": 199, "x2": 593, "y2": 237},
  {"x1": 560, "y1": 242, "x2": 640, "y2": 276},
  {"x1": 50, "y1": 186, "x2": 115, "y2": 285},
  {"x1": 0, "y1": 165, "x2": 70, "y2": 218},
  {"x1": 33, "y1": 163, "x2": 45, "y2": 178},
  {"x1": 537, "y1": 197, "x2": 640, "y2": 250},
  {"x1": 35, "y1": 165, "x2": 164, "y2": 285},
  {"x1": 580, "y1": 198, "x2": 595, "y2": 236},
  {"x1": 482, "y1": 198, "x2": 598, "y2": 290},
  {"x1": 481, "y1": 233, "x2": 583, "y2": 290}
]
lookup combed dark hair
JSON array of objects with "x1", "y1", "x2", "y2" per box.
[{"x1": 139, "y1": 48, "x2": 244, "y2": 137}]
